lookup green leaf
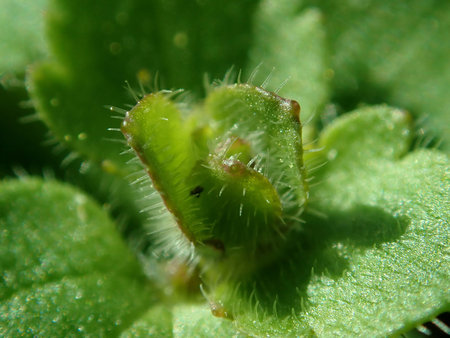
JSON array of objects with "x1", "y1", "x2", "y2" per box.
[
  {"x1": 304, "y1": 107, "x2": 449, "y2": 335},
  {"x1": 12, "y1": 0, "x2": 448, "y2": 335},
  {"x1": 120, "y1": 305, "x2": 172, "y2": 337},
  {"x1": 248, "y1": 0, "x2": 330, "y2": 130},
  {"x1": 120, "y1": 303, "x2": 241, "y2": 337},
  {"x1": 28, "y1": 0, "x2": 258, "y2": 172},
  {"x1": 0, "y1": 178, "x2": 158, "y2": 336},
  {"x1": 122, "y1": 84, "x2": 309, "y2": 276},
  {"x1": 206, "y1": 106, "x2": 449, "y2": 336},
  {"x1": 301, "y1": 0, "x2": 450, "y2": 150},
  {"x1": 0, "y1": 0, "x2": 48, "y2": 74},
  {"x1": 172, "y1": 304, "x2": 239, "y2": 338},
  {"x1": 315, "y1": 105, "x2": 413, "y2": 169},
  {"x1": 203, "y1": 84, "x2": 308, "y2": 224}
]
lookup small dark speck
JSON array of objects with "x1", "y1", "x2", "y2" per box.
[
  {"x1": 204, "y1": 238, "x2": 225, "y2": 253},
  {"x1": 190, "y1": 186, "x2": 204, "y2": 198}
]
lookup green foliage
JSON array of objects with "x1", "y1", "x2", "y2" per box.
[
  {"x1": 0, "y1": 0, "x2": 449, "y2": 336},
  {"x1": 187, "y1": 106, "x2": 449, "y2": 337},
  {"x1": 122, "y1": 84, "x2": 308, "y2": 276},
  {"x1": 0, "y1": 0, "x2": 48, "y2": 74},
  {"x1": 28, "y1": 0, "x2": 258, "y2": 173},
  {"x1": 303, "y1": 107, "x2": 449, "y2": 336},
  {"x1": 0, "y1": 178, "x2": 156, "y2": 336},
  {"x1": 171, "y1": 305, "x2": 239, "y2": 337},
  {"x1": 301, "y1": 0, "x2": 450, "y2": 150},
  {"x1": 248, "y1": 2, "x2": 330, "y2": 128},
  {"x1": 120, "y1": 306, "x2": 172, "y2": 337}
]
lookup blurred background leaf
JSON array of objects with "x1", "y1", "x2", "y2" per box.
[
  {"x1": 0, "y1": 178, "x2": 159, "y2": 335},
  {"x1": 299, "y1": 0, "x2": 450, "y2": 150},
  {"x1": 0, "y1": 0, "x2": 48, "y2": 74},
  {"x1": 28, "y1": 0, "x2": 259, "y2": 171}
]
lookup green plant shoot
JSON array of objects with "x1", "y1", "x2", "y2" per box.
[{"x1": 122, "y1": 84, "x2": 309, "y2": 277}]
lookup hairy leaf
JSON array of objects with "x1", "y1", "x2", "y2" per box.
[
  {"x1": 208, "y1": 106, "x2": 449, "y2": 336},
  {"x1": 0, "y1": 178, "x2": 159, "y2": 336},
  {"x1": 172, "y1": 304, "x2": 239, "y2": 337},
  {"x1": 28, "y1": 0, "x2": 258, "y2": 172},
  {"x1": 122, "y1": 84, "x2": 308, "y2": 276},
  {"x1": 248, "y1": 0, "x2": 330, "y2": 130}
]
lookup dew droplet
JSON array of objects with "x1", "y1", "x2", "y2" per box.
[
  {"x1": 64, "y1": 134, "x2": 72, "y2": 142},
  {"x1": 109, "y1": 42, "x2": 122, "y2": 55},
  {"x1": 137, "y1": 68, "x2": 151, "y2": 85},
  {"x1": 101, "y1": 160, "x2": 118, "y2": 175},
  {"x1": 116, "y1": 12, "x2": 128, "y2": 25},
  {"x1": 78, "y1": 132, "x2": 87, "y2": 140},
  {"x1": 50, "y1": 98, "x2": 59, "y2": 107},
  {"x1": 392, "y1": 109, "x2": 406, "y2": 122},
  {"x1": 75, "y1": 290, "x2": 83, "y2": 300},
  {"x1": 173, "y1": 32, "x2": 188, "y2": 48},
  {"x1": 327, "y1": 149, "x2": 338, "y2": 160}
]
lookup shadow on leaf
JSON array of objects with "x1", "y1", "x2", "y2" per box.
[{"x1": 229, "y1": 204, "x2": 410, "y2": 318}]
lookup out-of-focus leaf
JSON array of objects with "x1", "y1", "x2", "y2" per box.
[
  {"x1": 303, "y1": 0, "x2": 450, "y2": 150},
  {"x1": 0, "y1": 178, "x2": 159, "y2": 336},
  {"x1": 248, "y1": 0, "x2": 330, "y2": 130},
  {"x1": 28, "y1": 0, "x2": 258, "y2": 173},
  {"x1": 0, "y1": 0, "x2": 48, "y2": 74}
]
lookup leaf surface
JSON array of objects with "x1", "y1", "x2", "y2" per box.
[
  {"x1": 209, "y1": 106, "x2": 449, "y2": 336},
  {"x1": 122, "y1": 84, "x2": 309, "y2": 274},
  {"x1": 0, "y1": 178, "x2": 159, "y2": 336},
  {"x1": 28, "y1": 0, "x2": 258, "y2": 172},
  {"x1": 248, "y1": 1, "x2": 330, "y2": 131},
  {"x1": 303, "y1": 0, "x2": 450, "y2": 150},
  {"x1": 172, "y1": 304, "x2": 239, "y2": 338},
  {"x1": 0, "y1": 0, "x2": 48, "y2": 74}
]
